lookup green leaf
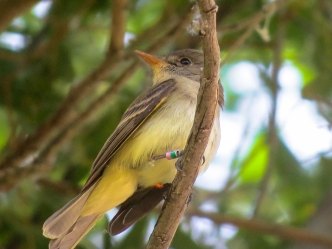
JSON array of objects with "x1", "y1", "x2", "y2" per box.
[
  {"x1": 0, "y1": 109, "x2": 9, "y2": 150},
  {"x1": 239, "y1": 133, "x2": 268, "y2": 184}
]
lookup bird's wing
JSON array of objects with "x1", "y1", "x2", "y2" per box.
[{"x1": 82, "y1": 79, "x2": 176, "y2": 191}]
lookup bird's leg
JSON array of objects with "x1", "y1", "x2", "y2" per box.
[
  {"x1": 151, "y1": 149, "x2": 205, "y2": 171},
  {"x1": 151, "y1": 149, "x2": 184, "y2": 161}
]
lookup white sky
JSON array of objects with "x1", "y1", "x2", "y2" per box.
[{"x1": 32, "y1": 1, "x2": 51, "y2": 18}]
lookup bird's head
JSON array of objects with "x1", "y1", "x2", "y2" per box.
[{"x1": 135, "y1": 49, "x2": 204, "y2": 84}]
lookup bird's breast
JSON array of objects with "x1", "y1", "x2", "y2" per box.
[
  {"x1": 133, "y1": 90, "x2": 198, "y2": 186},
  {"x1": 126, "y1": 89, "x2": 197, "y2": 167}
]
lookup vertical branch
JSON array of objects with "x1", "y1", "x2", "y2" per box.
[
  {"x1": 109, "y1": 0, "x2": 127, "y2": 54},
  {"x1": 0, "y1": 0, "x2": 38, "y2": 31},
  {"x1": 146, "y1": 1, "x2": 220, "y2": 248},
  {"x1": 252, "y1": 14, "x2": 284, "y2": 217}
]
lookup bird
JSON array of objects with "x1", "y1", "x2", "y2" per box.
[{"x1": 42, "y1": 49, "x2": 223, "y2": 249}]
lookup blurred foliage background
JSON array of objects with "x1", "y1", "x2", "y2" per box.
[{"x1": 0, "y1": 0, "x2": 332, "y2": 248}]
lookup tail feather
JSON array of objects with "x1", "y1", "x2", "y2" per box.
[
  {"x1": 49, "y1": 214, "x2": 101, "y2": 249},
  {"x1": 43, "y1": 167, "x2": 138, "y2": 248},
  {"x1": 109, "y1": 184, "x2": 170, "y2": 235},
  {"x1": 43, "y1": 186, "x2": 95, "y2": 239}
]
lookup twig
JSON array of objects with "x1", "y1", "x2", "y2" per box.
[
  {"x1": 28, "y1": 0, "x2": 95, "y2": 60},
  {"x1": 1, "y1": 73, "x2": 18, "y2": 148},
  {"x1": 188, "y1": 209, "x2": 332, "y2": 248},
  {"x1": 252, "y1": 12, "x2": 283, "y2": 217},
  {"x1": 37, "y1": 178, "x2": 80, "y2": 195},
  {"x1": 0, "y1": 0, "x2": 38, "y2": 31},
  {"x1": 219, "y1": 96, "x2": 257, "y2": 196},
  {"x1": 219, "y1": 0, "x2": 279, "y2": 34},
  {"x1": 301, "y1": 149, "x2": 332, "y2": 165},
  {"x1": 0, "y1": 0, "x2": 97, "y2": 145},
  {"x1": 146, "y1": 1, "x2": 220, "y2": 248},
  {"x1": 223, "y1": 0, "x2": 288, "y2": 61},
  {"x1": 108, "y1": 0, "x2": 127, "y2": 54},
  {"x1": 0, "y1": 1, "x2": 127, "y2": 172}
]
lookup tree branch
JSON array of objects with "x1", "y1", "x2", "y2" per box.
[
  {"x1": 222, "y1": 0, "x2": 288, "y2": 61},
  {"x1": 219, "y1": 0, "x2": 287, "y2": 34},
  {"x1": 28, "y1": 0, "x2": 95, "y2": 60},
  {"x1": 188, "y1": 209, "x2": 332, "y2": 248},
  {"x1": 146, "y1": 1, "x2": 220, "y2": 248},
  {"x1": 0, "y1": 1, "x2": 130, "y2": 173},
  {"x1": 0, "y1": 0, "x2": 38, "y2": 31},
  {"x1": 108, "y1": 0, "x2": 127, "y2": 54},
  {"x1": 252, "y1": 12, "x2": 283, "y2": 217},
  {"x1": 0, "y1": 1, "x2": 128, "y2": 173}
]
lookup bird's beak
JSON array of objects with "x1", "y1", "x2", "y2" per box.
[{"x1": 135, "y1": 50, "x2": 167, "y2": 69}]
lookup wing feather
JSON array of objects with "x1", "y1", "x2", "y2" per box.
[{"x1": 82, "y1": 80, "x2": 176, "y2": 191}]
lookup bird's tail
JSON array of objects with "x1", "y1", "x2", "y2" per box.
[
  {"x1": 42, "y1": 186, "x2": 100, "y2": 249},
  {"x1": 43, "y1": 167, "x2": 138, "y2": 249},
  {"x1": 49, "y1": 214, "x2": 101, "y2": 249},
  {"x1": 42, "y1": 186, "x2": 95, "y2": 240}
]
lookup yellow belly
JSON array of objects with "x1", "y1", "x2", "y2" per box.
[
  {"x1": 112, "y1": 96, "x2": 195, "y2": 186},
  {"x1": 81, "y1": 167, "x2": 138, "y2": 215},
  {"x1": 137, "y1": 159, "x2": 178, "y2": 187}
]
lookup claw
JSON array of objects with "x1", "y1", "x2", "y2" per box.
[
  {"x1": 176, "y1": 160, "x2": 184, "y2": 171},
  {"x1": 201, "y1": 155, "x2": 206, "y2": 165},
  {"x1": 187, "y1": 192, "x2": 193, "y2": 205}
]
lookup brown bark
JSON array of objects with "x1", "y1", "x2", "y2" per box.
[
  {"x1": 0, "y1": 0, "x2": 38, "y2": 31},
  {"x1": 146, "y1": 1, "x2": 220, "y2": 248}
]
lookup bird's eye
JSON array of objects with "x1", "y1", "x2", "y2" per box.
[{"x1": 180, "y1": 57, "x2": 191, "y2": 65}]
